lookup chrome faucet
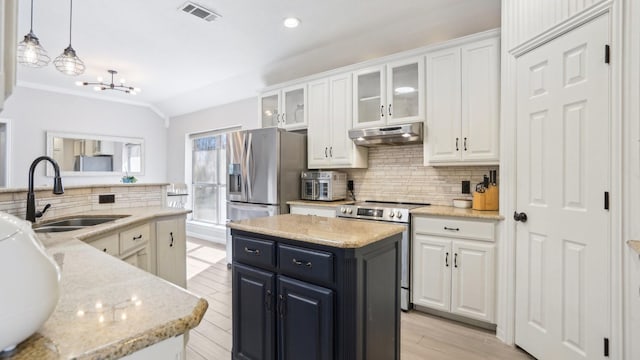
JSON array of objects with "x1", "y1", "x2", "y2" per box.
[{"x1": 26, "y1": 156, "x2": 64, "y2": 222}]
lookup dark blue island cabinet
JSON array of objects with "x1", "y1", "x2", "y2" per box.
[{"x1": 231, "y1": 229, "x2": 401, "y2": 360}]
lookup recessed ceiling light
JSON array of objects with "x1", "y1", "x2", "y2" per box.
[{"x1": 283, "y1": 17, "x2": 301, "y2": 28}]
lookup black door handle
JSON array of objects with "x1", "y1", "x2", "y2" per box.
[
  {"x1": 455, "y1": 137, "x2": 459, "y2": 151},
  {"x1": 445, "y1": 252, "x2": 449, "y2": 267},
  {"x1": 381, "y1": 105, "x2": 385, "y2": 117},
  {"x1": 169, "y1": 232, "x2": 174, "y2": 247},
  {"x1": 514, "y1": 211, "x2": 528, "y2": 222}
]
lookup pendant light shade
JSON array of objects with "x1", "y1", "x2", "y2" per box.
[
  {"x1": 54, "y1": 0, "x2": 84, "y2": 76},
  {"x1": 17, "y1": 0, "x2": 50, "y2": 67}
]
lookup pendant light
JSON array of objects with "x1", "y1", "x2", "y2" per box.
[
  {"x1": 54, "y1": 0, "x2": 85, "y2": 76},
  {"x1": 16, "y1": 0, "x2": 50, "y2": 67}
]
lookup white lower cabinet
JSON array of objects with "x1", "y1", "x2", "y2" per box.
[
  {"x1": 289, "y1": 204, "x2": 337, "y2": 218},
  {"x1": 85, "y1": 214, "x2": 187, "y2": 288},
  {"x1": 156, "y1": 217, "x2": 187, "y2": 288},
  {"x1": 412, "y1": 215, "x2": 496, "y2": 323}
]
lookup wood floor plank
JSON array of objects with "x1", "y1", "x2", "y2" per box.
[{"x1": 186, "y1": 239, "x2": 533, "y2": 360}]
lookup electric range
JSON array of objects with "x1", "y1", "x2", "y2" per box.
[{"x1": 335, "y1": 200, "x2": 430, "y2": 311}]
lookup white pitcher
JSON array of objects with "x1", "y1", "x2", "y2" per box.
[{"x1": 0, "y1": 212, "x2": 61, "y2": 352}]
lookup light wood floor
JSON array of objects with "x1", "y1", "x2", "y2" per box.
[{"x1": 185, "y1": 237, "x2": 534, "y2": 360}]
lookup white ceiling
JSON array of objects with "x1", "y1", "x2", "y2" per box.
[{"x1": 16, "y1": 0, "x2": 501, "y2": 118}]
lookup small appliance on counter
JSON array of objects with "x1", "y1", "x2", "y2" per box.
[
  {"x1": 472, "y1": 170, "x2": 499, "y2": 211},
  {"x1": 0, "y1": 212, "x2": 61, "y2": 352},
  {"x1": 300, "y1": 171, "x2": 347, "y2": 201}
]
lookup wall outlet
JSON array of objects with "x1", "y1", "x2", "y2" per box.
[
  {"x1": 99, "y1": 194, "x2": 115, "y2": 204},
  {"x1": 347, "y1": 180, "x2": 354, "y2": 191},
  {"x1": 461, "y1": 181, "x2": 471, "y2": 194}
]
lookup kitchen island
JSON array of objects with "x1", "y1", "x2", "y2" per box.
[
  {"x1": 2, "y1": 207, "x2": 207, "y2": 360},
  {"x1": 228, "y1": 214, "x2": 404, "y2": 360}
]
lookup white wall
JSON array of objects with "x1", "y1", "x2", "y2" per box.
[
  {"x1": 0, "y1": 86, "x2": 167, "y2": 187},
  {"x1": 166, "y1": 97, "x2": 259, "y2": 184}
]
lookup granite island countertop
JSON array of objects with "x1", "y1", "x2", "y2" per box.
[
  {"x1": 411, "y1": 205, "x2": 504, "y2": 220},
  {"x1": 228, "y1": 213, "x2": 405, "y2": 248},
  {"x1": 286, "y1": 199, "x2": 355, "y2": 207},
  {"x1": 3, "y1": 207, "x2": 207, "y2": 360}
]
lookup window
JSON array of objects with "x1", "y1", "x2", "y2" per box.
[{"x1": 191, "y1": 133, "x2": 227, "y2": 225}]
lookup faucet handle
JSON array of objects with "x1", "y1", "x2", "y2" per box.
[{"x1": 36, "y1": 204, "x2": 52, "y2": 218}]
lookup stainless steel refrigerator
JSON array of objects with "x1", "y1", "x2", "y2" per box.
[{"x1": 225, "y1": 127, "x2": 306, "y2": 264}]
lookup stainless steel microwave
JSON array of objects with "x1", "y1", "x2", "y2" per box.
[{"x1": 300, "y1": 171, "x2": 347, "y2": 201}]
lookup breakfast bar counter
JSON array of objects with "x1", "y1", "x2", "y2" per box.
[{"x1": 2, "y1": 207, "x2": 207, "y2": 360}]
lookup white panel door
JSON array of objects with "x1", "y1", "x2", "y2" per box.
[
  {"x1": 412, "y1": 234, "x2": 451, "y2": 312},
  {"x1": 425, "y1": 48, "x2": 461, "y2": 163},
  {"x1": 327, "y1": 73, "x2": 353, "y2": 165},
  {"x1": 307, "y1": 79, "x2": 331, "y2": 167},
  {"x1": 451, "y1": 240, "x2": 495, "y2": 323},
  {"x1": 461, "y1": 37, "x2": 500, "y2": 162},
  {"x1": 515, "y1": 14, "x2": 610, "y2": 360}
]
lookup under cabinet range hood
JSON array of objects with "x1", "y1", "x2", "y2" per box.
[{"x1": 348, "y1": 123, "x2": 423, "y2": 147}]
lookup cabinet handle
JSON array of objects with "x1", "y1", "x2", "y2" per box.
[
  {"x1": 454, "y1": 253, "x2": 458, "y2": 268},
  {"x1": 325, "y1": 147, "x2": 328, "y2": 158},
  {"x1": 277, "y1": 113, "x2": 281, "y2": 124},
  {"x1": 455, "y1": 137, "x2": 459, "y2": 151},
  {"x1": 292, "y1": 258, "x2": 312, "y2": 267},
  {"x1": 445, "y1": 252, "x2": 449, "y2": 267},
  {"x1": 282, "y1": 113, "x2": 286, "y2": 124},
  {"x1": 380, "y1": 105, "x2": 385, "y2": 118},
  {"x1": 132, "y1": 234, "x2": 143, "y2": 240},
  {"x1": 265, "y1": 290, "x2": 273, "y2": 311},
  {"x1": 444, "y1": 226, "x2": 460, "y2": 231},
  {"x1": 169, "y1": 232, "x2": 174, "y2": 248},
  {"x1": 244, "y1": 247, "x2": 261, "y2": 255},
  {"x1": 103, "y1": 248, "x2": 107, "y2": 252},
  {"x1": 464, "y1": 137, "x2": 468, "y2": 151},
  {"x1": 329, "y1": 147, "x2": 332, "y2": 157},
  {"x1": 388, "y1": 104, "x2": 392, "y2": 116}
]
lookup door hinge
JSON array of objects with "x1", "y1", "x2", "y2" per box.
[
  {"x1": 604, "y1": 337, "x2": 610, "y2": 357},
  {"x1": 604, "y1": 191, "x2": 610, "y2": 210},
  {"x1": 605, "y1": 45, "x2": 611, "y2": 64}
]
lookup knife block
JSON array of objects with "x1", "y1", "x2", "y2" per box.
[
  {"x1": 472, "y1": 185, "x2": 499, "y2": 211},
  {"x1": 472, "y1": 191, "x2": 486, "y2": 210}
]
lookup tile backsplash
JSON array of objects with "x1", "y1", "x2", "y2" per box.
[
  {"x1": 342, "y1": 145, "x2": 498, "y2": 206},
  {"x1": 0, "y1": 184, "x2": 166, "y2": 222}
]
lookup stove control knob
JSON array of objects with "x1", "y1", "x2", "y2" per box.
[
  {"x1": 389, "y1": 211, "x2": 395, "y2": 218},
  {"x1": 340, "y1": 207, "x2": 346, "y2": 214},
  {"x1": 396, "y1": 212, "x2": 403, "y2": 219},
  {"x1": 347, "y1": 208, "x2": 353, "y2": 214}
]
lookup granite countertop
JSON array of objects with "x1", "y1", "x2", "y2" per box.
[
  {"x1": 3, "y1": 207, "x2": 207, "y2": 360},
  {"x1": 287, "y1": 199, "x2": 355, "y2": 207},
  {"x1": 228, "y1": 213, "x2": 404, "y2": 248},
  {"x1": 411, "y1": 205, "x2": 504, "y2": 220}
]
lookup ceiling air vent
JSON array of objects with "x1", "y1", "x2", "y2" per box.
[{"x1": 179, "y1": 1, "x2": 221, "y2": 22}]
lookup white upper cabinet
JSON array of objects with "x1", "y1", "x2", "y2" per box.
[
  {"x1": 425, "y1": 36, "x2": 500, "y2": 165},
  {"x1": 353, "y1": 57, "x2": 424, "y2": 129},
  {"x1": 386, "y1": 57, "x2": 424, "y2": 124},
  {"x1": 308, "y1": 73, "x2": 367, "y2": 169},
  {"x1": 260, "y1": 84, "x2": 307, "y2": 130},
  {"x1": 0, "y1": 0, "x2": 17, "y2": 111}
]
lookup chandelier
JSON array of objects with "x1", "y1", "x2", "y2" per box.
[{"x1": 76, "y1": 70, "x2": 141, "y2": 95}]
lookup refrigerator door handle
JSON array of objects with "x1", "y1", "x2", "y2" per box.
[{"x1": 245, "y1": 133, "x2": 254, "y2": 200}]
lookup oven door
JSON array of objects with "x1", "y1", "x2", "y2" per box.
[{"x1": 335, "y1": 216, "x2": 411, "y2": 311}]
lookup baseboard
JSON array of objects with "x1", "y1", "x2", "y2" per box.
[{"x1": 412, "y1": 305, "x2": 497, "y2": 332}]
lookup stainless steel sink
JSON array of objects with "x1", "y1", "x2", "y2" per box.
[
  {"x1": 33, "y1": 226, "x2": 87, "y2": 233},
  {"x1": 33, "y1": 215, "x2": 130, "y2": 233}
]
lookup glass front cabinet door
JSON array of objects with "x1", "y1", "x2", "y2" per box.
[
  {"x1": 387, "y1": 57, "x2": 424, "y2": 124},
  {"x1": 260, "y1": 85, "x2": 307, "y2": 130},
  {"x1": 260, "y1": 90, "x2": 281, "y2": 128},
  {"x1": 352, "y1": 58, "x2": 423, "y2": 129}
]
